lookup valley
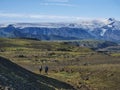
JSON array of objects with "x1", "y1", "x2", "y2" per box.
[{"x1": 0, "y1": 38, "x2": 120, "y2": 90}]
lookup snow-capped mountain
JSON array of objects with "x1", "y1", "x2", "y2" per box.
[{"x1": 0, "y1": 18, "x2": 120, "y2": 42}]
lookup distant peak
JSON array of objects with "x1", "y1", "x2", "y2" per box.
[
  {"x1": 108, "y1": 18, "x2": 116, "y2": 22},
  {"x1": 103, "y1": 18, "x2": 116, "y2": 25},
  {"x1": 6, "y1": 24, "x2": 15, "y2": 29},
  {"x1": 7, "y1": 24, "x2": 14, "y2": 27}
]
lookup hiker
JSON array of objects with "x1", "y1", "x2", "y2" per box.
[
  {"x1": 45, "y1": 66, "x2": 49, "y2": 74},
  {"x1": 39, "y1": 66, "x2": 42, "y2": 74}
]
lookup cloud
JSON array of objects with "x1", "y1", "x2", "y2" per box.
[
  {"x1": 40, "y1": 0, "x2": 76, "y2": 7},
  {"x1": 40, "y1": 3, "x2": 76, "y2": 7},
  {"x1": 0, "y1": 13, "x2": 25, "y2": 18},
  {"x1": 46, "y1": 0, "x2": 69, "y2": 3},
  {"x1": 29, "y1": 14, "x2": 75, "y2": 19},
  {"x1": 0, "y1": 13, "x2": 67, "y2": 18},
  {"x1": 0, "y1": 12, "x2": 100, "y2": 22},
  {"x1": 0, "y1": 13, "x2": 77, "y2": 20}
]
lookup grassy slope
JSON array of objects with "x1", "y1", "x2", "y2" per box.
[
  {"x1": 0, "y1": 56, "x2": 75, "y2": 90},
  {"x1": 0, "y1": 38, "x2": 120, "y2": 90}
]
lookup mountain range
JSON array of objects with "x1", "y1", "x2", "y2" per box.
[{"x1": 0, "y1": 18, "x2": 120, "y2": 42}]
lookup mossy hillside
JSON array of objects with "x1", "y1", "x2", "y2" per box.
[
  {"x1": 0, "y1": 56, "x2": 75, "y2": 90},
  {"x1": 0, "y1": 38, "x2": 120, "y2": 90}
]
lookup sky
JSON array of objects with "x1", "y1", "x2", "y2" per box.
[{"x1": 0, "y1": 0, "x2": 119, "y2": 23}]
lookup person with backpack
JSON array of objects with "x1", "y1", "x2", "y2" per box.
[
  {"x1": 39, "y1": 66, "x2": 42, "y2": 74},
  {"x1": 45, "y1": 66, "x2": 48, "y2": 74}
]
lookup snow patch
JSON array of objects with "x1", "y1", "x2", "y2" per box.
[{"x1": 101, "y1": 29, "x2": 107, "y2": 36}]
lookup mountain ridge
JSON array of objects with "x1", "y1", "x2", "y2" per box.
[{"x1": 0, "y1": 18, "x2": 120, "y2": 42}]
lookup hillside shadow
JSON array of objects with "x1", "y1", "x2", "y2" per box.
[
  {"x1": 0, "y1": 56, "x2": 75, "y2": 90},
  {"x1": 36, "y1": 74, "x2": 74, "y2": 89}
]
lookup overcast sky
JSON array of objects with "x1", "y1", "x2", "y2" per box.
[{"x1": 0, "y1": 0, "x2": 119, "y2": 22}]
